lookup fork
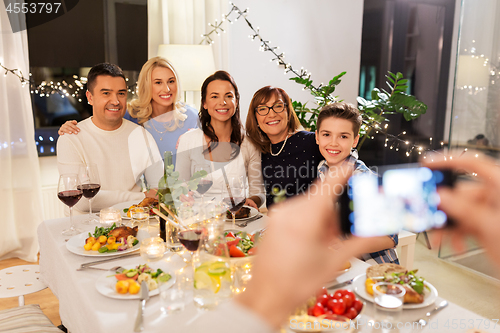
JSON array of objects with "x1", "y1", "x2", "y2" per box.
[
  {"x1": 415, "y1": 300, "x2": 448, "y2": 327},
  {"x1": 236, "y1": 214, "x2": 263, "y2": 227},
  {"x1": 77, "y1": 266, "x2": 125, "y2": 272}
]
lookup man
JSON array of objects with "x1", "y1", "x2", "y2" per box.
[{"x1": 57, "y1": 63, "x2": 163, "y2": 214}]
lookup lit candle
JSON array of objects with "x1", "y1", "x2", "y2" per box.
[
  {"x1": 100, "y1": 207, "x2": 121, "y2": 226},
  {"x1": 140, "y1": 237, "x2": 166, "y2": 262}
]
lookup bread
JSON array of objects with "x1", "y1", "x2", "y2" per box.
[{"x1": 366, "y1": 263, "x2": 406, "y2": 278}]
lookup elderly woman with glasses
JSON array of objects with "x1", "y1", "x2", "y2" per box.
[{"x1": 246, "y1": 86, "x2": 323, "y2": 208}]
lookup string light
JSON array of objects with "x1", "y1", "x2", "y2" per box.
[
  {"x1": 200, "y1": 3, "x2": 323, "y2": 95},
  {"x1": 2, "y1": 61, "x2": 137, "y2": 103},
  {"x1": 0, "y1": 63, "x2": 31, "y2": 85},
  {"x1": 3, "y1": 3, "x2": 457, "y2": 160}
]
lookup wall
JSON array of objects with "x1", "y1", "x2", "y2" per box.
[
  {"x1": 39, "y1": 156, "x2": 66, "y2": 219},
  {"x1": 443, "y1": 0, "x2": 462, "y2": 143},
  {"x1": 448, "y1": 0, "x2": 499, "y2": 147},
  {"x1": 226, "y1": 0, "x2": 364, "y2": 122}
]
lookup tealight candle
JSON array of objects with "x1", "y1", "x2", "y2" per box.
[
  {"x1": 100, "y1": 207, "x2": 122, "y2": 226},
  {"x1": 140, "y1": 237, "x2": 166, "y2": 262}
]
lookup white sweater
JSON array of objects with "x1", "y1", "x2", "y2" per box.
[
  {"x1": 175, "y1": 128, "x2": 265, "y2": 206},
  {"x1": 56, "y1": 118, "x2": 163, "y2": 214}
]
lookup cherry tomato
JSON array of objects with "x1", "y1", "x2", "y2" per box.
[
  {"x1": 317, "y1": 294, "x2": 329, "y2": 307},
  {"x1": 327, "y1": 298, "x2": 338, "y2": 311},
  {"x1": 225, "y1": 232, "x2": 235, "y2": 238},
  {"x1": 342, "y1": 294, "x2": 354, "y2": 308},
  {"x1": 250, "y1": 234, "x2": 255, "y2": 242},
  {"x1": 226, "y1": 237, "x2": 241, "y2": 248},
  {"x1": 332, "y1": 298, "x2": 346, "y2": 315},
  {"x1": 307, "y1": 307, "x2": 314, "y2": 316},
  {"x1": 312, "y1": 303, "x2": 326, "y2": 317},
  {"x1": 345, "y1": 290, "x2": 356, "y2": 300},
  {"x1": 316, "y1": 287, "x2": 328, "y2": 298},
  {"x1": 229, "y1": 245, "x2": 246, "y2": 257},
  {"x1": 333, "y1": 291, "x2": 343, "y2": 300},
  {"x1": 247, "y1": 247, "x2": 257, "y2": 256},
  {"x1": 353, "y1": 299, "x2": 363, "y2": 313},
  {"x1": 345, "y1": 307, "x2": 358, "y2": 320},
  {"x1": 338, "y1": 289, "x2": 348, "y2": 296}
]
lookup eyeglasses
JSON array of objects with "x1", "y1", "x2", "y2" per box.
[{"x1": 255, "y1": 102, "x2": 287, "y2": 116}]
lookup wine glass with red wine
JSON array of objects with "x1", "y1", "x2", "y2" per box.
[
  {"x1": 78, "y1": 163, "x2": 101, "y2": 224},
  {"x1": 193, "y1": 163, "x2": 213, "y2": 206},
  {"x1": 178, "y1": 226, "x2": 206, "y2": 262},
  {"x1": 57, "y1": 174, "x2": 83, "y2": 236},
  {"x1": 177, "y1": 208, "x2": 206, "y2": 262},
  {"x1": 222, "y1": 175, "x2": 247, "y2": 228}
]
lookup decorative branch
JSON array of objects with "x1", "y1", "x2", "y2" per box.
[{"x1": 0, "y1": 62, "x2": 32, "y2": 86}]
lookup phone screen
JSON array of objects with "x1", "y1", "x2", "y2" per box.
[{"x1": 342, "y1": 166, "x2": 454, "y2": 236}]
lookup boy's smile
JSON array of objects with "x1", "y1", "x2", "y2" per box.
[{"x1": 315, "y1": 117, "x2": 359, "y2": 168}]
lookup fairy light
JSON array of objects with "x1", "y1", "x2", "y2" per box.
[
  {"x1": 0, "y1": 63, "x2": 31, "y2": 85},
  {"x1": 201, "y1": 3, "x2": 322, "y2": 95}
]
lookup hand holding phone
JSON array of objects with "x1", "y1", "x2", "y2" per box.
[{"x1": 340, "y1": 164, "x2": 456, "y2": 237}]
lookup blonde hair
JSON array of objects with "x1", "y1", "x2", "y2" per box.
[{"x1": 128, "y1": 56, "x2": 187, "y2": 129}]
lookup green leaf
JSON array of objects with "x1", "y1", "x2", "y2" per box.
[
  {"x1": 356, "y1": 96, "x2": 367, "y2": 106},
  {"x1": 386, "y1": 75, "x2": 395, "y2": 85},
  {"x1": 388, "y1": 71, "x2": 397, "y2": 79},
  {"x1": 377, "y1": 92, "x2": 389, "y2": 101},
  {"x1": 396, "y1": 72, "x2": 403, "y2": 80}
]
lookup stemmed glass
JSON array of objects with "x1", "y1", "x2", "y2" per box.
[
  {"x1": 77, "y1": 163, "x2": 101, "y2": 224},
  {"x1": 57, "y1": 174, "x2": 83, "y2": 236},
  {"x1": 221, "y1": 175, "x2": 247, "y2": 228},
  {"x1": 177, "y1": 207, "x2": 206, "y2": 263},
  {"x1": 193, "y1": 163, "x2": 213, "y2": 206},
  {"x1": 178, "y1": 224, "x2": 206, "y2": 263}
]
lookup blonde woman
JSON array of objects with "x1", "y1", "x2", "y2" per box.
[{"x1": 58, "y1": 57, "x2": 199, "y2": 165}]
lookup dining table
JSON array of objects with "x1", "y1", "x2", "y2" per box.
[{"x1": 38, "y1": 213, "x2": 500, "y2": 333}]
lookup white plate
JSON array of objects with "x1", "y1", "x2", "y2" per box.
[
  {"x1": 225, "y1": 205, "x2": 259, "y2": 222},
  {"x1": 95, "y1": 264, "x2": 175, "y2": 300},
  {"x1": 66, "y1": 232, "x2": 139, "y2": 257},
  {"x1": 352, "y1": 273, "x2": 438, "y2": 309},
  {"x1": 113, "y1": 200, "x2": 141, "y2": 219}
]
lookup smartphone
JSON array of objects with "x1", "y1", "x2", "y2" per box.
[{"x1": 340, "y1": 164, "x2": 456, "y2": 237}]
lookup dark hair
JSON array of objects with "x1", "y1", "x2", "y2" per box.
[
  {"x1": 87, "y1": 63, "x2": 126, "y2": 93},
  {"x1": 199, "y1": 71, "x2": 243, "y2": 154},
  {"x1": 246, "y1": 86, "x2": 300, "y2": 154},
  {"x1": 317, "y1": 102, "x2": 362, "y2": 135}
]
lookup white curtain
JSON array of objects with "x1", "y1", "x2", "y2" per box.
[
  {"x1": 0, "y1": 8, "x2": 43, "y2": 261},
  {"x1": 148, "y1": 0, "x2": 229, "y2": 69}
]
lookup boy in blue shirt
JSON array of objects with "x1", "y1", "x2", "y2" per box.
[{"x1": 315, "y1": 102, "x2": 399, "y2": 264}]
